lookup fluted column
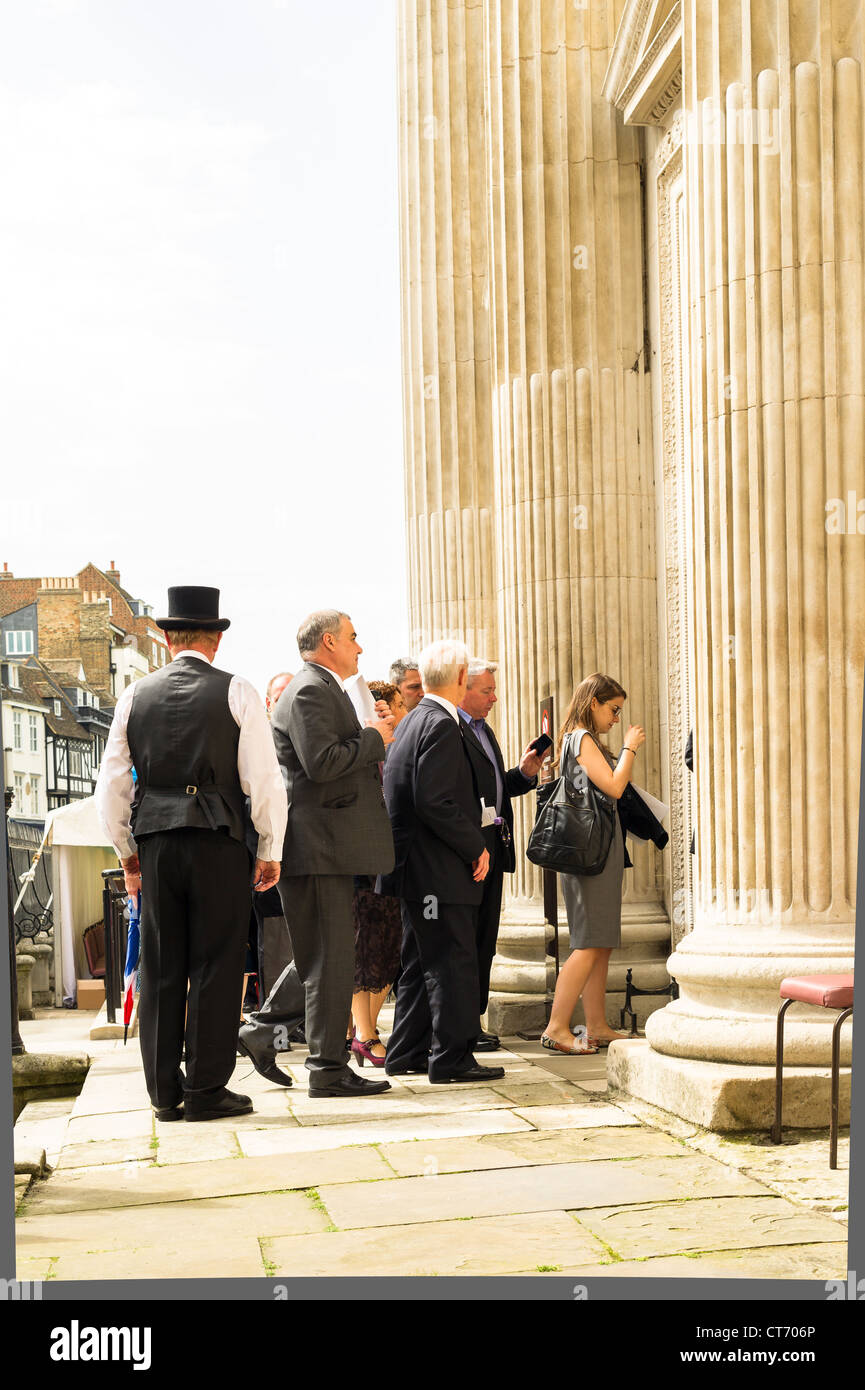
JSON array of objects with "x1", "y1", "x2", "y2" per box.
[
  {"x1": 484, "y1": 0, "x2": 663, "y2": 905},
  {"x1": 481, "y1": 0, "x2": 669, "y2": 1030},
  {"x1": 399, "y1": 0, "x2": 497, "y2": 656},
  {"x1": 639, "y1": 1, "x2": 863, "y2": 1078}
]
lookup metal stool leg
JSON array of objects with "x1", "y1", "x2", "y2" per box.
[
  {"x1": 772, "y1": 999, "x2": 793, "y2": 1144},
  {"x1": 829, "y1": 1006, "x2": 853, "y2": 1170}
]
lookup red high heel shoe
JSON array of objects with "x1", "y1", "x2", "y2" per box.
[{"x1": 351, "y1": 1036, "x2": 387, "y2": 1067}]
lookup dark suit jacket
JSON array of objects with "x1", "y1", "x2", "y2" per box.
[
  {"x1": 379, "y1": 696, "x2": 486, "y2": 905},
  {"x1": 458, "y1": 715, "x2": 536, "y2": 873},
  {"x1": 271, "y1": 662, "x2": 395, "y2": 877},
  {"x1": 617, "y1": 782, "x2": 669, "y2": 868}
]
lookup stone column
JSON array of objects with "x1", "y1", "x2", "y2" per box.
[
  {"x1": 611, "y1": 0, "x2": 863, "y2": 1127},
  {"x1": 483, "y1": 0, "x2": 669, "y2": 1028},
  {"x1": 398, "y1": 0, "x2": 498, "y2": 657}
]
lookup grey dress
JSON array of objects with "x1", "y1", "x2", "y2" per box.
[{"x1": 560, "y1": 729, "x2": 625, "y2": 949}]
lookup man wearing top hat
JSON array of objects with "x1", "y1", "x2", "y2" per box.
[{"x1": 95, "y1": 586, "x2": 287, "y2": 1122}]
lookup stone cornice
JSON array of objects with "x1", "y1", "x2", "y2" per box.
[{"x1": 604, "y1": 0, "x2": 683, "y2": 127}]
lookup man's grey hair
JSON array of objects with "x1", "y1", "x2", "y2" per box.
[
  {"x1": 389, "y1": 656, "x2": 419, "y2": 685},
  {"x1": 418, "y1": 638, "x2": 470, "y2": 690},
  {"x1": 467, "y1": 658, "x2": 497, "y2": 685},
  {"x1": 297, "y1": 610, "x2": 349, "y2": 660}
]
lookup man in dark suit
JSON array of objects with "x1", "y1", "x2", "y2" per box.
[
  {"x1": 381, "y1": 640, "x2": 505, "y2": 1084},
  {"x1": 459, "y1": 660, "x2": 545, "y2": 1050},
  {"x1": 238, "y1": 610, "x2": 396, "y2": 1098},
  {"x1": 95, "y1": 586, "x2": 287, "y2": 1123}
]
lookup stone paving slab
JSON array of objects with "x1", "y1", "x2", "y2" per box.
[
  {"x1": 230, "y1": 1113, "x2": 303, "y2": 1134},
  {"x1": 56, "y1": 1137, "x2": 156, "y2": 1170},
  {"x1": 532, "y1": 1242, "x2": 849, "y2": 1280},
  {"x1": 65, "y1": 1109, "x2": 154, "y2": 1144},
  {"x1": 377, "y1": 1124, "x2": 687, "y2": 1177},
  {"x1": 488, "y1": 1080, "x2": 585, "y2": 1107},
  {"x1": 14, "y1": 1114, "x2": 70, "y2": 1169},
  {"x1": 680, "y1": 1129, "x2": 851, "y2": 1214},
  {"x1": 318, "y1": 1152, "x2": 766, "y2": 1230},
  {"x1": 397, "y1": 1060, "x2": 553, "y2": 1092},
  {"x1": 70, "y1": 1085, "x2": 152, "y2": 1119},
  {"x1": 153, "y1": 1126, "x2": 242, "y2": 1164},
  {"x1": 18, "y1": 1146, "x2": 393, "y2": 1214},
  {"x1": 17, "y1": 1190, "x2": 331, "y2": 1268},
  {"x1": 16, "y1": 1097, "x2": 77, "y2": 1121},
  {"x1": 264, "y1": 1211, "x2": 610, "y2": 1277},
  {"x1": 231, "y1": 1100, "x2": 299, "y2": 1128},
  {"x1": 238, "y1": 1107, "x2": 534, "y2": 1158},
  {"x1": 50, "y1": 1237, "x2": 266, "y2": 1281},
  {"x1": 514, "y1": 1103, "x2": 640, "y2": 1129},
  {"x1": 571, "y1": 1196, "x2": 848, "y2": 1260},
  {"x1": 14, "y1": 1255, "x2": 55, "y2": 1281},
  {"x1": 574, "y1": 1080, "x2": 610, "y2": 1094},
  {"x1": 526, "y1": 1056, "x2": 610, "y2": 1081},
  {"x1": 288, "y1": 1086, "x2": 518, "y2": 1126}
]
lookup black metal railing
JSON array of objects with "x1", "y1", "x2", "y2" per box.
[{"x1": 8, "y1": 827, "x2": 53, "y2": 945}]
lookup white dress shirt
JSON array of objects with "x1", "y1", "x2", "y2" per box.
[
  {"x1": 424, "y1": 692, "x2": 460, "y2": 722},
  {"x1": 94, "y1": 650, "x2": 287, "y2": 863}
]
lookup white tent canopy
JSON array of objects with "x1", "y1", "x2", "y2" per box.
[{"x1": 42, "y1": 798, "x2": 118, "y2": 1005}]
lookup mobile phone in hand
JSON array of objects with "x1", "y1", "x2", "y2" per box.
[{"x1": 529, "y1": 733, "x2": 553, "y2": 755}]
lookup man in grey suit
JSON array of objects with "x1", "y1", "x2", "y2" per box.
[{"x1": 238, "y1": 610, "x2": 395, "y2": 1098}]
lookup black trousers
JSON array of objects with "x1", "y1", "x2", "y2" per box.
[
  {"x1": 138, "y1": 829, "x2": 251, "y2": 1109},
  {"x1": 385, "y1": 897, "x2": 479, "y2": 1080},
  {"x1": 475, "y1": 843, "x2": 504, "y2": 1016},
  {"x1": 244, "y1": 873, "x2": 355, "y2": 1081}
]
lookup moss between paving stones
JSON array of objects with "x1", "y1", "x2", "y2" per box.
[
  {"x1": 305, "y1": 1187, "x2": 338, "y2": 1232},
  {"x1": 567, "y1": 1211, "x2": 623, "y2": 1263}
]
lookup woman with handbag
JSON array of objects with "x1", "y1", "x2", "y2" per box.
[{"x1": 539, "y1": 673, "x2": 645, "y2": 1055}]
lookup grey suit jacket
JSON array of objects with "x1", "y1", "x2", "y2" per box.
[{"x1": 271, "y1": 662, "x2": 395, "y2": 877}]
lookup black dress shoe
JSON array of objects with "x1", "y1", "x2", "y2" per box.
[
  {"x1": 236, "y1": 1036, "x2": 293, "y2": 1087},
  {"x1": 430, "y1": 1064, "x2": 505, "y2": 1084},
  {"x1": 385, "y1": 1062, "x2": 428, "y2": 1076},
  {"x1": 474, "y1": 1031, "x2": 501, "y2": 1051},
  {"x1": 184, "y1": 1089, "x2": 254, "y2": 1122},
  {"x1": 153, "y1": 1104, "x2": 184, "y2": 1121},
  {"x1": 308, "y1": 1072, "x2": 392, "y2": 1098},
  {"x1": 287, "y1": 1024, "x2": 306, "y2": 1044}
]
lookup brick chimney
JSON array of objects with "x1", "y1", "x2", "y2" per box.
[
  {"x1": 106, "y1": 561, "x2": 121, "y2": 585},
  {"x1": 1, "y1": 562, "x2": 11, "y2": 578}
]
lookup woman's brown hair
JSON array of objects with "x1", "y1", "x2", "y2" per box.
[
  {"x1": 554, "y1": 673, "x2": 627, "y2": 768},
  {"x1": 367, "y1": 680, "x2": 399, "y2": 709}
]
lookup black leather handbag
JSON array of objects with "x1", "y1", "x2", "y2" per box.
[{"x1": 525, "y1": 733, "x2": 616, "y2": 876}]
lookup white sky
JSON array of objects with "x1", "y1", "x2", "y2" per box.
[{"x1": 0, "y1": 0, "x2": 409, "y2": 698}]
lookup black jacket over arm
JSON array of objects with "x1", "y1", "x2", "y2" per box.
[
  {"x1": 379, "y1": 698, "x2": 486, "y2": 905},
  {"x1": 617, "y1": 782, "x2": 669, "y2": 868}
]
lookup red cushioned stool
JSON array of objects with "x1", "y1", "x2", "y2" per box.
[{"x1": 772, "y1": 974, "x2": 854, "y2": 1168}]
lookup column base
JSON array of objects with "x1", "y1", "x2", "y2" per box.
[
  {"x1": 485, "y1": 993, "x2": 548, "y2": 1036},
  {"x1": 608, "y1": 1037, "x2": 851, "y2": 1133}
]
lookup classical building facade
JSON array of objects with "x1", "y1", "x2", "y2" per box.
[{"x1": 397, "y1": 0, "x2": 863, "y2": 1128}]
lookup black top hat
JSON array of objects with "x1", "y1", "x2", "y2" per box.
[{"x1": 156, "y1": 586, "x2": 230, "y2": 632}]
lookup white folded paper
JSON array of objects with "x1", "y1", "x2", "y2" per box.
[
  {"x1": 631, "y1": 782, "x2": 670, "y2": 824},
  {"x1": 345, "y1": 673, "x2": 377, "y2": 725}
]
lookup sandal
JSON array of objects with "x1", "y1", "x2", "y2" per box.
[{"x1": 541, "y1": 1033, "x2": 599, "y2": 1056}]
